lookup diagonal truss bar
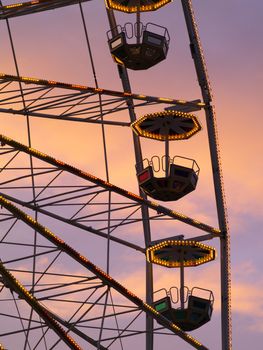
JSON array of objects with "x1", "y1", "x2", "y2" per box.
[
  {"x1": 0, "y1": 72, "x2": 205, "y2": 110},
  {"x1": 0, "y1": 192, "x2": 145, "y2": 253},
  {"x1": 0, "y1": 195, "x2": 209, "y2": 350},
  {"x1": 0, "y1": 134, "x2": 220, "y2": 235},
  {"x1": 0, "y1": 260, "x2": 83, "y2": 350},
  {"x1": 0, "y1": 0, "x2": 92, "y2": 19},
  {"x1": 0, "y1": 107, "x2": 130, "y2": 126},
  {"x1": 45, "y1": 310, "x2": 108, "y2": 350}
]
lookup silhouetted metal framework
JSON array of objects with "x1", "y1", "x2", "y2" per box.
[
  {"x1": 0, "y1": 134, "x2": 219, "y2": 234},
  {"x1": 0, "y1": 194, "x2": 209, "y2": 350},
  {"x1": 0, "y1": 131, "x2": 221, "y2": 349},
  {"x1": 0, "y1": 73, "x2": 204, "y2": 125},
  {"x1": 0, "y1": 0, "x2": 91, "y2": 19},
  {"x1": 0, "y1": 0, "x2": 232, "y2": 350}
]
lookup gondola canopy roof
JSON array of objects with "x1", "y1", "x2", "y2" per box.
[{"x1": 105, "y1": 0, "x2": 172, "y2": 13}]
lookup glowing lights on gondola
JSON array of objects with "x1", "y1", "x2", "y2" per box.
[
  {"x1": 146, "y1": 240, "x2": 216, "y2": 268},
  {"x1": 105, "y1": 0, "x2": 172, "y2": 13},
  {"x1": 131, "y1": 110, "x2": 201, "y2": 141}
]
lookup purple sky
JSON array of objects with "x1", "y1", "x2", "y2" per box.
[{"x1": 0, "y1": 0, "x2": 262, "y2": 349}]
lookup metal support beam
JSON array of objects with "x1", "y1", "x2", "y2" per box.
[
  {"x1": 0, "y1": 195, "x2": 209, "y2": 350},
  {"x1": 0, "y1": 133, "x2": 221, "y2": 235},
  {"x1": 105, "y1": 8, "x2": 154, "y2": 348},
  {"x1": 0, "y1": 0, "x2": 92, "y2": 19},
  {"x1": 180, "y1": 1, "x2": 232, "y2": 349},
  {"x1": 0, "y1": 72, "x2": 204, "y2": 107},
  {"x1": 0, "y1": 73, "x2": 205, "y2": 125},
  {"x1": 0, "y1": 260, "x2": 83, "y2": 350}
]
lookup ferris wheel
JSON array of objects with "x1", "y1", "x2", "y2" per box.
[{"x1": 0, "y1": 1, "x2": 232, "y2": 350}]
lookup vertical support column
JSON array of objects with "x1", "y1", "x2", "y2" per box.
[
  {"x1": 106, "y1": 9, "x2": 154, "y2": 350},
  {"x1": 180, "y1": 257, "x2": 185, "y2": 309},
  {"x1": 180, "y1": 1, "x2": 232, "y2": 349},
  {"x1": 165, "y1": 139, "x2": 169, "y2": 177}
]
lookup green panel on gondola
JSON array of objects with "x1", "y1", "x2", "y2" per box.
[{"x1": 155, "y1": 300, "x2": 168, "y2": 312}]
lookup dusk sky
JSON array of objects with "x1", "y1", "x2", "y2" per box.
[{"x1": 0, "y1": 0, "x2": 262, "y2": 349}]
